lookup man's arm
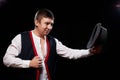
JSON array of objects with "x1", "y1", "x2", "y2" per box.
[
  {"x1": 3, "y1": 34, "x2": 30, "y2": 68},
  {"x1": 55, "y1": 38, "x2": 90, "y2": 59}
]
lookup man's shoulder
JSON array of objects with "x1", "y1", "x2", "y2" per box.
[
  {"x1": 47, "y1": 35, "x2": 54, "y2": 38},
  {"x1": 20, "y1": 31, "x2": 30, "y2": 35},
  {"x1": 47, "y1": 35, "x2": 56, "y2": 41}
]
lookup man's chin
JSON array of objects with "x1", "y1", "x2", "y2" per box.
[{"x1": 45, "y1": 33, "x2": 49, "y2": 35}]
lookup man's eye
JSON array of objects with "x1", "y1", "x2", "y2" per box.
[
  {"x1": 46, "y1": 22, "x2": 50, "y2": 25},
  {"x1": 46, "y1": 22, "x2": 53, "y2": 26},
  {"x1": 51, "y1": 23, "x2": 54, "y2": 26}
]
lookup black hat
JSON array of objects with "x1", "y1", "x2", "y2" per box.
[{"x1": 86, "y1": 23, "x2": 107, "y2": 48}]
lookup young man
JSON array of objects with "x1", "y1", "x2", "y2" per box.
[{"x1": 3, "y1": 8, "x2": 99, "y2": 80}]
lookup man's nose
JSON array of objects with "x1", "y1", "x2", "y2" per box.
[{"x1": 47, "y1": 25, "x2": 53, "y2": 29}]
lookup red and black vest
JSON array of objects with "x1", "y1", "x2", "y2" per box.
[{"x1": 15, "y1": 31, "x2": 58, "y2": 80}]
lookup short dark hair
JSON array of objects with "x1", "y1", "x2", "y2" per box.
[{"x1": 34, "y1": 8, "x2": 54, "y2": 21}]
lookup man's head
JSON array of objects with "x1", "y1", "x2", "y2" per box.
[
  {"x1": 34, "y1": 8, "x2": 54, "y2": 22},
  {"x1": 34, "y1": 8, "x2": 54, "y2": 37}
]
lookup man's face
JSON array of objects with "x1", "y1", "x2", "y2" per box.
[{"x1": 35, "y1": 17, "x2": 54, "y2": 36}]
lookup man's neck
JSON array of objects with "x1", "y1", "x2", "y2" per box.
[{"x1": 33, "y1": 29, "x2": 45, "y2": 39}]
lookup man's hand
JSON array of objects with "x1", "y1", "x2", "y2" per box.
[
  {"x1": 89, "y1": 45, "x2": 102, "y2": 54},
  {"x1": 29, "y1": 56, "x2": 43, "y2": 68}
]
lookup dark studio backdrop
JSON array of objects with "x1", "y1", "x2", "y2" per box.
[{"x1": 0, "y1": 0, "x2": 118, "y2": 79}]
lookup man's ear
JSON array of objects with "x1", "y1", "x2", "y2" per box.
[{"x1": 34, "y1": 20, "x2": 39, "y2": 26}]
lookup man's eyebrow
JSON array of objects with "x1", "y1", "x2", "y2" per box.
[{"x1": 45, "y1": 22, "x2": 54, "y2": 25}]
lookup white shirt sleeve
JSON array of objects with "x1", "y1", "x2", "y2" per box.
[
  {"x1": 55, "y1": 38, "x2": 91, "y2": 59},
  {"x1": 3, "y1": 34, "x2": 30, "y2": 68}
]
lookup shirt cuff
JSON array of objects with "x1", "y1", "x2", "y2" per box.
[{"x1": 22, "y1": 60, "x2": 31, "y2": 68}]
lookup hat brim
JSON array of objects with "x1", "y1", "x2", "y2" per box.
[{"x1": 86, "y1": 23, "x2": 107, "y2": 48}]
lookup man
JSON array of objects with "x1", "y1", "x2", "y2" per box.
[{"x1": 3, "y1": 8, "x2": 99, "y2": 80}]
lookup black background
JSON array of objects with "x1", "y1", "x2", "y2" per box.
[{"x1": 0, "y1": 0, "x2": 119, "y2": 79}]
